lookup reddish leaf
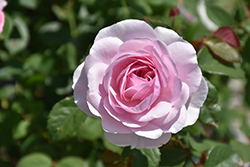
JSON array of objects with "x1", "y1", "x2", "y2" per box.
[{"x1": 213, "y1": 27, "x2": 241, "y2": 50}]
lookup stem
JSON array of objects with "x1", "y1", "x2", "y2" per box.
[{"x1": 173, "y1": 137, "x2": 198, "y2": 167}]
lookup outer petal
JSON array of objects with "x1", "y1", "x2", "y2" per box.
[
  {"x1": 132, "y1": 123, "x2": 163, "y2": 139},
  {"x1": 105, "y1": 132, "x2": 171, "y2": 149},
  {"x1": 0, "y1": 0, "x2": 7, "y2": 10},
  {"x1": 94, "y1": 19, "x2": 157, "y2": 42},
  {"x1": 87, "y1": 63, "x2": 107, "y2": 116},
  {"x1": 185, "y1": 77, "x2": 208, "y2": 126},
  {"x1": 73, "y1": 62, "x2": 97, "y2": 117},
  {"x1": 154, "y1": 27, "x2": 184, "y2": 45},
  {"x1": 168, "y1": 41, "x2": 202, "y2": 96},
  {"x1": 85, "y1": 37, "x2": 123, "y2": 72},
  {"x1": 0, "y1": 11, "x2": 5, "y2": 33}
]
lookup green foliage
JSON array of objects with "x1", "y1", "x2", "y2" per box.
[
  {"x1": 47, "y1": 97, "x2": 87, "y2": 141},
  {"x1": 204, "y1": 144, "x2": 240, "y2": 167},
  {"x1": 16, "y1": 153, "x2": 52, "y2": 167},
  {"x1": 1, "y1": 0, "x2": 250, "y2": 167}
]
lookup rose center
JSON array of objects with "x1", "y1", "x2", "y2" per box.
[{"x1": 134, "y1": 67, "x2": 155, "y2": 81}]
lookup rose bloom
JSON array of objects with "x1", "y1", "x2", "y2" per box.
[
  {"x1": 0, "y1": 0, "x2": 6, "y2": 34},
  {"x1": 73, "y1": 19, "x2": 208, "y2": 148}
]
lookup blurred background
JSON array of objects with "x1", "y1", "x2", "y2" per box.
[{"x1": 1, "y1": 0, "x2": 250, "y2": 166}]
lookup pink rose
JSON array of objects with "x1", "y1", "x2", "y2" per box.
[
  {"x1": 0, "y1": 0, "x2": 7, "y2": 34},
  {"x1": 73, "y1": 19, "x2": 208, "y2": 148}
]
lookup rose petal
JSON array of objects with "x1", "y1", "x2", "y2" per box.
[
  {"x1": 86, "y1": 63, "x2": 108, "y2": 116},
  {"x1": 168, "y1": 41, "x2": 202, "y2": 95},
  {"x1": 0, "y1": 11, "x2": 5, "y2": 33},
  {"x1": 152, "y1": 82, "x2": 189, "y2": 132},
  {"x1": 84, "y1": 37, "x2": 123, "y2": 73},
  {"x1": 105, "y1": 132, "x2": 171, "y2": 149},
  {"x1": 132, "y1": 100, "x2": 172, "y2": 122},
  {"x1": 0, "y1": 0, "x2": 7, "y2": 10},
  {"x1": 103, "y1": 98, "x2": 148, "y2": 128},
  {"x1": 154, "y1": 26, "x2": 184, "y2": 45},
  {"x1": 132, "y1": 123, "x2": 163, "y2": 139},
  {"x1": 73, "y1": 63, "x2": 99, "y2": 117},
  {"x1": 101, "y1": 110, "x2": 132, "y2": 134},
  {"x1": 94, "y1": 19, "x2": 157, "y2": 42},
  {"x1": 185, "y1": 77, "x2": 208, "y2": 126}
]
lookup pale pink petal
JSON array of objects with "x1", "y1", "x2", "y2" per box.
[
  {"x1": 104, "y1": 132, "x2": 139, "y2": 148},
  {"x1": 134, "y1": 133, "x2": 171, "y2": 149},
  {"x1": 132, "y1": 123, "x2": 163, "y2": 139},
  {"x1": 0, "y1": 11, "x2": 5, "y2": 33},
  {"x1": 168, "y1": 41, "x2": 202, "y2": 95},
  {"x1": 185, "y1": 78, "x2": 208, "y2": 126},
  {"x1": 84, "y1": 37, "x2": 123, "y2": 73},
  {"x1": 103, "y1": 97, "x2": 148, "y2": 128},
  {"x1": 105, "y1": 132, "x2": 171, "y2": 149},
  {"x1": 101, "y1": 112, "x2": 132, "y2": 134},
  {"x1": 87, "y1": 63, "x2": 107, "y2": 116},
  {"x1": 73, "y1": 63, "x2": 96, "y2": 117},
  {"x1": 167, "y1": 106, "x2": 187, "y2": 133},
  {"x1": 94, "y1": 19, "x2": 157, "y2": 42},
  {"x1": 0, "y1": 0, "x2": 7, "y2": 10},
  {"x1": 152, "y1": 82, "x2": 189, "y2": 132},
  {"x1": 132, "y1": 100, "x2": 172, "y2": 122},
  {"x1": 154, "y1": 26, "x2": 184, "y2": 45}
]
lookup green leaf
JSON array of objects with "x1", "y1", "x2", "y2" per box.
[
  {"x1": 160, "y1": 149, "x2": 186, "y2": 166},
  {"x1": 185, "y1": 133, "x2": 220, "y2": 154},
  {"x1": 234, "y1": 1, "x2": 247, "y2": 23},
  {"x1": 12, "y1": 120, "x2": 30, "y2": 140},
  {"x1": 17, "y1": 153, "x2": 52, "y2": 167},
  {"x1": 230, "y1": 140, "x2": 250, "y2": 162},
  {"x1": 199, "y1": 80, "x2": 221, "y2": 126},
  {"x1": 0, "y1": 14, "x2": 13, "y2": 40},
  {"x1": 77, "y1": 116, "x2": 103, "y2": 140},
  {"x1": 242, "y1": 19, "x2": 250, "y2": 36},
  {"x1": 206, "y1": 5, "x2": 235, "y2": 27},
  {"x1": 47, "y1": 97, "x2": 87, "y2": 141},
  {"x1": 198, "y1": 47, "x2": 245, "y2": 78},
  {"x1": 55, "y1": 157, "x2": 85, "y2": 167},
  {"x1": 4, "y1": 17, "x2": 30, "y2": 55},
  {"x1": 139, "y1": 148, "x2": 160, "y2": 167},
  {"x1": 204, "y1": 144, "x2": 240, "y2": 167},
  {"x1": 203, "y1": 36, "x2": 241, "y2": 63},
  {"x1": 19, "y1": 0, "x2": 39, "y2": 9},
  {"x1": 132, "y1": 149, "x2": 148, "y2": 167}
]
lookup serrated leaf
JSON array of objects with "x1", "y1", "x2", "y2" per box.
[
  {"x1": 198, "y1": 47, "x2": 245, "y2": 78},
  {"x1": 230, "y1": 140, "x2": 250, "y2": 162},
  {"x1": 17, "y1": 153, "x2": 52, "y2": 167},
  {"x1": 47, "y1": 97, "x2": 87, "y2": 141},
  {"x1": 139, "y1": 148, "x2": 160, "y2": 167},
  {"x1": 204, "y1": 144, "x2": 240, "y2": 167},
  {"x1": 55, "y1": 157, "x2": 85, "y2": 167},
  {"x1": 204, "y1": 36, "x2": 241, "y2": 63}
]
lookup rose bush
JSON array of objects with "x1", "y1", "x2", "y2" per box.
[
  {"x1": 0, "y1": 0, "x2": 7, "y2": 34},
  {"x1": 73, "y1": 19, "x2": 208, "y2": 148}
]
